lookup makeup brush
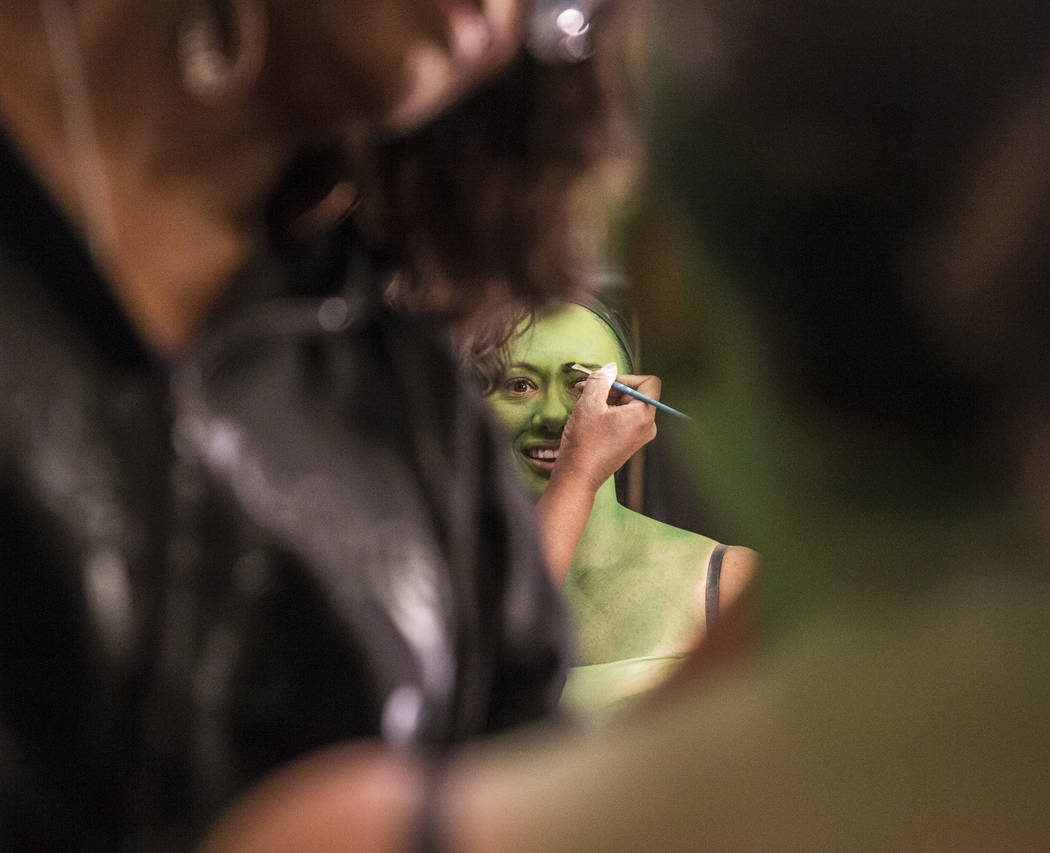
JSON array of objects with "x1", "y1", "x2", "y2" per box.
[{"x1": 570, "y1": 364, "x2": 692, "y2": 420}]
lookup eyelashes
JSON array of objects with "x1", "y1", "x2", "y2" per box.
[
  {"x1": 501, "y1": 377, "x2": 586, "y2": 398},
  {"x1": 503, "y1": 377, "x2": 536, "y2": 395}
]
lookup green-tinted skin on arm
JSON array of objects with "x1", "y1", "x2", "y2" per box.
[{"x1": 487, "y1": 304, "x2": 755, "y2": 714}]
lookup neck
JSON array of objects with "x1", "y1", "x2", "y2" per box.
[
  {"x1": 573, "y1": 477, "x2": 637, "y2": 567},
  {"x1": 0, "y1": 2, "x2": 294, "y2": 352}
]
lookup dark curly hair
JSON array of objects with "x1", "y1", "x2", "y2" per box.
[
  {"x1": 354, "y1": 22, "x2": 633, "y2": 319},
  {"x1": 458, "y1": 291, "x2": 637, "y2": 396}
]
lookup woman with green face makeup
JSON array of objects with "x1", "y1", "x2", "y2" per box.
[{"x1": 486, "y1": 301, "x2": 758, "y2": 717}]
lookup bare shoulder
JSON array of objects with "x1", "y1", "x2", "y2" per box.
[
  {"x1": 717, "y1": 545, "x2": 759, "y2": 611},
  {"x1": 720, "y1": 545, "x2": 759, "y2": 577}
]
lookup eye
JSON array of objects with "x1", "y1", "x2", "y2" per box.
[
  {"x1": 503, "y1": 377, "x2": 537, "y2": 396},
  {"x1": 569, "y1": 379, "x2": 587, "y2": 398}
]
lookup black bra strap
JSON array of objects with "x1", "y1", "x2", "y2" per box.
[{"x1": 705, "y1": 544, "x2": 728, "y2": 629}]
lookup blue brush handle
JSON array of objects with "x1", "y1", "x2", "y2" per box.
[{"x1": 610, "y1": 380, "x2": 692, "y2": 420}]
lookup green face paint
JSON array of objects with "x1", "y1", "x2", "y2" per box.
[{"x1": 488, "y1": 304, "x2": 626, "y2": 499}]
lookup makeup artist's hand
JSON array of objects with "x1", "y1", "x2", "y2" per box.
[
  {"x1": 536, "y1": 363, "x2": 659, "y2": 586},
  {"x1": 557, "y1": 362, "x2": 660, "y2": 492}
]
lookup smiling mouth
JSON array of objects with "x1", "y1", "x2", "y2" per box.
[{"x1": 520, "y1": 445, "x2": 559, "y2": 472}]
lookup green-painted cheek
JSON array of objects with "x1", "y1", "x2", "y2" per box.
[
  {"x1": 490, "y1": 398, "x2": 529, "y2": 437},
  {"x1": 489, "y1": 397, "x2": 552, "y2": 499}
]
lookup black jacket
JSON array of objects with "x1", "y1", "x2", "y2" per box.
[{"x1": 0, "y1": 136, "x2": 570, "y2": 851}]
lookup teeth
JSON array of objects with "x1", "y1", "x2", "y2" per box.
[{"x1": 526, "y1": 448, "x2": 559, "y2": 461}]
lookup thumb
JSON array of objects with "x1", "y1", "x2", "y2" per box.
[{"x1": 579, "y1": 362, "x2": 618, "y2": 407}]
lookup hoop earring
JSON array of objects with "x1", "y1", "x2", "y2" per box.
[{"x1": 178, "y1": 0, "x2": 266, "y2": 102}]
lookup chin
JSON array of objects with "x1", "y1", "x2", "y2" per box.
[
  {"x1": 510, "y1": 458, "x2": 548, "y2": 500},
  {"x1": 526, "y1": 473, "x2": 551, "y2": 501}
]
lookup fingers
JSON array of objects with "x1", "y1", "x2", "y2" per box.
[
  {"x1": 577, "y1": 365, "x2": 662, "y2": 409},
  {"x1": 577, "y1": 362, "x2": 618, "y2": 409},
  {"x1": 609, "y1": 372, "x2": 661, "y2": 406},
  {"x1": 557, "y1": 363, "x2": 659, "y2": 491},
  {"x1": 571, "y1": 363, "x2": 661, "y2": 440}
]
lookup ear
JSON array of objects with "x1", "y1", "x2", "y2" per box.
[{"x1": 178, "y1": 0, "x2": 268, "y2": 103}]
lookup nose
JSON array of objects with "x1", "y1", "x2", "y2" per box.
[{"x1": 531, "y1": 388, "x2": 572, "y2": 433}]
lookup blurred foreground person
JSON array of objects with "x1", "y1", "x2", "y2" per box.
[
  {"x1": 0, "y1": 1, "x2": 622, "y2": 849},
  {"x1": 206, "y1": 0, "x2": 1050, "y2": 849}
]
